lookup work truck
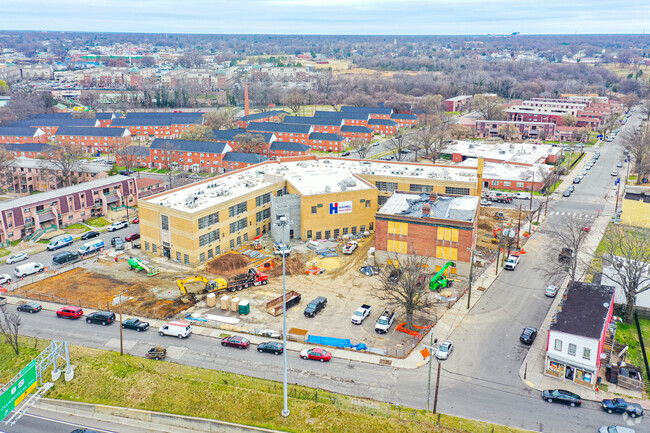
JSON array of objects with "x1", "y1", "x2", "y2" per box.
[
  {"x1": 375, "y1": 309, "x2": 396, "y2": 334},
  {"x1": 351, "y1": 304, "x2": 372, "y2": 325}
]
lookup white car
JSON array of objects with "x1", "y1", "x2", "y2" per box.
[
  {"x1": 0, "y1": 274, "x2": 11, "y2": 285},
  {"x1": 480, "y1": 199, "x2": 492, "y2": 206},
  {"x1": 107, "y1": 221, "x2": 128, "y2": 232},
  {"x1": 6, "y1": 253, "x2": 29, "y2": 264},
  {"x1": 545, "y1": 285, "x2": 559, "y2": 298},
  {"x1": 611, "y1": 170, "x2": 618, "y2": 177},
  {"x1": 436, "y1": 340, "x2": 454, "y2": 360}
]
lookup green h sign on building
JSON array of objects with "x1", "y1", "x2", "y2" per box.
[{"x1": 0, "y1": 360, "x2": 37, "y2": 421}]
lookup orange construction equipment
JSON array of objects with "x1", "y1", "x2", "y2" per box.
[{"x1": 252, "y1": 234, "x2": 262, "y2": 250}]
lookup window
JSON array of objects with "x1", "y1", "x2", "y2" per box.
[
  {"x1": 307, "y1": 230, "x2": 312, "y2": 239},
  {"x1": 583, "y1": 348, "x2": 591, "y2": 360},
  {"x1": 388, "y1": 221, "x2": 408, "y2": 235},
  {"x1": 491, "y1": 180, "x2": 499, "y2": 186},
  {"x1": 81, "y1": 212, "x2": 85, "y2": 217},
  {"x1": 215, "y1": 246, "x2": 221, "y2": 256},
  {"x1": 161, "y1": 215, "x2": 169, "y2": 231},
  {"x1": 365, "y1": 200, "x2": 371, "y2": 208},
  {"x1": 568, "y1": 344, "x2": 576, "y2": 356},
  {"x1": 200, "y1": 253, "x2": 205, "y2": 264},
  {"x1": 230, "y1": 239, "x2": 235, "y2": 249},
  {"x1": 387, "y1": 239, "x2": 408, "y2": 253},
  {"x1": 198, "y1": 211, "x2": 219, "y2": 229},
  {"x1": 445, "y1": 187, "x2": 471, "y2": 195},
  {"x1": 184, "y1": 254, "x2": 190, "y2": 265},
  {"x1": 378, "y1": 195, "x2": 389, "y2": 205},
  {"x1": 152, "y1": 244, "x2": 158, "y2": 254},
  {"x1": 311, "y1": 206, "x2": 317, "y2": 214},
  {"x1": 333, "y1": 229, "x2": 339, "y2": 238},
  {"x1": 229, "y1": 218, "x2": 248, "y2": 234},
  {"x1": 255, "y1": 193, "x2": 271, "y2": 207},
  {"x1": 360, "y1": 225, "x2": 366, "y2": 233},
  {"x1": 435, "y1": 246, "x2": 458, "y2": 260},
  {"x1": 376, "y1": 181, "x2": 398, "y2": 192},
  {"x1": 325, "y1": 230, "x2": 331, "y2": 239},
  {"x1": 315, "y1": 231, "x2": 321, "y2": 240},
  {"x1": 176, "y1": 252, "x2": 181, "y2": 261},
  {"x1": 369, "y1": 222, "x2": 374, "y2": 231},
  {"x1": 342, "y1": 227, "x2": 348, "y2": 235},
  {"x1": 554, "y1": 339, "x2": 562, "y2": 351},
  {"x1": 256, "y1": 208, "x2": 270, "y2": 223},
  {"x1": 437, "y1": 228, "x2": 459, "y2": 242},
  {"x1": 351, "y1": 226, "x2": 357, "y2": 234},
  {"x1": 410, "y1": 184, "x2": 433, "y2": 193},
  {"x1": 277, "y1": 188, "x2": 283, "y2": 197},
  {"x1": 517, "y1": 182, "x2": 525, "y2": 188},
  {"x1": 229, "y1": 201, "x2": 248, "y2": 218},
  {"x1": 145, "y1": 241, "x2": 150, "y2": 251},
  {"x1": 199, "y1": 229, "x2": 220, "y2": 247},
  {"x1": 503, "y1": 181, "x2": 511, "y2": 187}
]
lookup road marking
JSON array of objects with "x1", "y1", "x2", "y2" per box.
[{"x1": 525, "y1": 380, "x2": 535, "y2": 388}]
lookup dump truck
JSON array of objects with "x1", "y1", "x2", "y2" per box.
[
  {"x1": 266, "y1": 291, "x2": 301, "y2": 316},
  {"x1": 177, "y1": 268, "x2": 269, "y2": 302}
]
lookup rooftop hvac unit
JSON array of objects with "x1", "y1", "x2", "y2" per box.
[
  {"x1": 341, "y1": 178, "x2": 357, "y2": 187},
  {"x1": 499, "y1": 150, "x2": 506, "y2": 154},
  {"x1": 325, "y1": 186, "x2": 331, "y2": 193},
  {"x1": 340, "y1": 185, "x2": 347, "y2": 191}
]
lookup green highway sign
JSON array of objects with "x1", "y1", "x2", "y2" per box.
[{"x1": 0, "y1": 360, "x2": 37, "y2": 421}]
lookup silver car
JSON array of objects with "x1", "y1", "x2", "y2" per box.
[
  {"x1": 598, "y1": 427, "x2": 635, "y2": 433},
  {"x1": 6, "y1": 253, "x2": 29, "y2": 264},
  {"x1": 436, "y1": 340, "x2": 454, "y2": 360},
  {"x1": 545, "y1": 285, "x2": 559, "y2": 297}
]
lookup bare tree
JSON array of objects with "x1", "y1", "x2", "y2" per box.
[
  {"x1": 235, "y1": 133, "x2": 267, "y2": 154},
  {"x1": 623, "y1": 123, "x2": 650, "y2": 184},
  {"x1": 282, "y1": 90, "x2": 305, "y2": 115},
  {"x1": 43, "y1": 144, "x2": 84, "y2": 187},
  {"x1": 431, "y1": 114, "x2": 453, "y2": 161},
  {"x1": 562, "y1": 114, "x2": 577, "y2": 127},
  {"x1": 471, "y1": 95, "x2": 506, "y2": 120},
  {"x1": 0, "y1": 305, "x2": 22, "y2": 355},
  {"x1": 0, "y1": 146, "x2": 16, "y2": 192},
  {"x1": 450, "y1": 124, "x2": 473, "y2": 140},
  {"x1": 179, "y1": 125, "x2": 215, "y2": 141},
  {"x1": 537, "y1": 216, "x2": 590, "y2": 284},
  {"x1": 599, "y1": 226, "x2": 650, "y2": 324},
  {"x1": 415, "y1": 119, "x2": 436, "y2": 161},
  {"x1": 115, "y1": 144, "x2": 142, "y2": 176},
  {"x1": 376, "y1": 253, "x2": 433, "y2": 330},
  {"x1": 155, "y1": 142, "x2": 181, "y2": 188},
  {"x1": 387, "y1": 133, "x2": 408, "y2": 161},
  {"x1": 203, "y1": 109, "x2": 234, "y2": 130},
  {"x1": 498, "y1": 123, "x2": 519, "y2": 141},
  {"x1": 348, "y1": 138, "x2": 371, "y2": 159}
]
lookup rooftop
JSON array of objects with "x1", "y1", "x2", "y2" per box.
[
  {"x1": 9, "y1": 157, "x2": 108, "y2": 174},
  {"x1": 459, "y1": 159, "x2": 552, "y2": 181},
  {"x1": 247, "y1": 122, "x2": 312, "y2": 134},
  {"x1": 341, "y1": 106, "x2": 393, "y2": 115},
  {"x1": 309, "y1": 132, "x2": 343, "y2": 141},
  {"x1": 284, "y1": 116, "x2": 343, "y2": 127},
  {"x1": 13, "y1": 118, "x2": 100, "y2": 128},
  {"x1": 551, "y1": 282, "x2": 614, "y2": 339},
  {"x1": 377, "y1": 191, "x2": 478, "y2": 222},
  {"x1": 4, "y1": 143, "x2": 56, "y2": 153},
  {"x1": 368, "y1": 118, "x2": 398, "y2": 126},
  {"x1": 314, "y1": 111, "x2": 370, "y2": 121},
  {"x1": 55, "y1": 126, "x2": 129, "y2": 137},
  {"x1": 340, "y1": 125, "x2": 373, "y2": 133},
  {"x1": 444, "y1": 140, "x2": 561, "y2": 165},
  {"x1": 238, "y1": 110, "x2": 287, "y2": 122},
  {"x1": 0, "y1": 127, "x2": 42, "y2": 137},
  {"x1": 150, "y1": 138, "x2": 230, "y2": 154},
  {"x1": 444, "y1": 95, "x2": 472, "y2": 102},
  {"x1": 145, "y1": 157, "x2": 479, "y2": 214},
  {"x1": 269, "y1": 141, "x2": 311, "y2": 152}
]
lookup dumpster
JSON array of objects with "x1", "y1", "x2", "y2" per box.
[{"x1": 238, "y1": 300, "x2": 250, "y2": 315}]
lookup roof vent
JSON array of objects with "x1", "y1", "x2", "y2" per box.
[{"x1": 422, "y1": 203, "x2": 431, "y2": 217}]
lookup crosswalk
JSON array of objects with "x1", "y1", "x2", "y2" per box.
[{"x1": 547, "y1": 211, "x2": 600, "y2": 219}]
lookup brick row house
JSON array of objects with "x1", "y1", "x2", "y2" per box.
[
  {"x1": 339, "y1": 125, "x2": 374, "y2": 142},
  {"x1": 221, "y1": 152, "x2": 268, "y2": 171},
  {"x1": 268, "y1": 142, "x2": 311, "y2": 157},
  {"x1": 314, "y1": 111, "x2": 371, "y2": 127},
  {"x1": 283, "y1": 116, "x2": 343, "y2": 134},
  {"x1": 110, "y1": 113, "x2": 204, "y2": 141},
  {"x1": 308, "y1": 132, "x2": 345, "y2": 152},
  {"x1": 3, "y1": 158, "x2": 108, "y2": 195},
  {"x1": 115, "y1": 145, "x2": 150, "y2": 168},
  {"x1": 149, "y1": 139, "x2": 232, "y2": 172},
  {"x1": 246, "y1": 122, "x2": 312, "y2": 144},
  {"x1": 234, "y1": 110, "x2": 287, "y2": 129},
  {"x1": 0, "y1": 175, "x2": 137, "y2": 243},
  {"x1": 341, "y1": 105, "x2": 393, "y2": 119},
  {"x1": 0, "y1": 127, "x2": 48, "y2": 144},
  {"x1": 53, "y1": 126, "x2": 132, "y2": 153},
  {"x1": 3, "y1": 144, "x2": 56, "y2": 159},
  {"x1": 390, "y1": 113, "x2": 418, "y2": 128},
  {"x1": 474, "y1": 120, "x2": 557, "y2": 140},
  {"x1": 211, "y1": 130, "x2": 276, "y2": 152},
  {"x1": 443, "y1": 95, "x2": 472, "y2": 112},
  {"x1": 10, "y1": 118, "x2": 100, "y2": 135},
  {"x1": 368, "y1": 118, "x2": 398, "y2": 135}
]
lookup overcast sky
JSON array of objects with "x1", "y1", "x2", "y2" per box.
[{"x1": 3, "y1": 0, "x2": 649, "y2": 35}]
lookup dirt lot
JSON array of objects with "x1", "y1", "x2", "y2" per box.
[{"x1": 476, "y1": 206, "x2": 524, "y2": 250}]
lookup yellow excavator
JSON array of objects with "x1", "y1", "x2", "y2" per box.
[{"x1": 177, "y1": 276, "x2": 228, "y2": 303}]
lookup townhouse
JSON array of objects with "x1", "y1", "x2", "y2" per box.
[
  {"x1": 283, "y1": 116, "x2": 343, "y2": 134},
  {"x1": 211, "y1": 130, "x2": 276, "y2": 152},
  {"x1": 390, "y1": 113, "x2": 419, "y2": 128},
  {"x1": 308, "y1": 132, "x2": 345, "y2": 153},
  {"x1": 314, "y1": 111, "x2": 370, "y2": 127},
  {"x1": 234, "y1": 110, "x2": 287, "y2": 129},
  {"x1": 474, "y1": 120, "x2": 556, "y2": 140},
  {"x1": 53, "y1": 126, "x2": 131, "y2": 154},
  {"x1": 10, "y1": 118, "x2": 100, "y2": 135},
  {"x1": 339, "y1": 125, "x2": 374, "y2": 142},
  {"x1": 3, "y1": 158, "x2": 108, "y2": 195},
  {"x1": 268, "y1": 142, "x2": 311, "y2": 157},
  {"x1": 3, "y1": 143, "x2": 56, "y2": 159},
  {"x1": 368, "y1": 118, "x2": 398, "y2": 135},
  {"x1": 136, "y1": 177, "x2": 167, "y2": 199},
  {"x1": 110, "y1": 114, "x2": 203, "y2": 141},
  {"x1": 340, "y1": 105, "x2": 393, "y2": 119},
  {"x1": 246, "y1": 122, "x2": 312, "y2": 144},
  {"x1": 0, "y1": 127, "x2": 47, "y2": 144},
  {"x1": 221, "y1": 152, "x2": 268, "y2": 171},
  {"x1": 0, "y1": 175, "x2": 137, "y2": 243},
  {"x1": 443, "y1": 95, "x2": 472, "y2": 112},
  {"x1": 149, "y1": 139, "x2": 232, "y2": 173}
]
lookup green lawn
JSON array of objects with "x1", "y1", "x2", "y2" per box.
[
  {"x1": 85, "y1": 217, "x2": 110, "y2": 227},
  {"x1": 0, "y1": 248, "x2": 10, "y2": 258},
  {"x1": 0, "y1": 340, "x2": 532, "y2": 433},
  {"x1": 64, "y1": 223, "x2": 90, "y2": 232},
  {"x1": 615, "y1": 319, "x2": 650, "y2": 368}
]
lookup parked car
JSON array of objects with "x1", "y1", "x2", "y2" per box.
[
  {"x1": 359, "y1": 265, "x2": 380, "y2": 276},
  {"x1": 520, "y1": 327, "x2": 537, "y2": 345},
  {"x1": 111, "y1": 236, "x2": 125, "y2": 250},
  {"x1": 601, "y1": 398, "x2": 644, "y2": 417},
  {"x1": 598, "y1": 427, "x2": 635, "y2": 433},
  {"x1": 125, "y1": 233, "x2": 140, "y2": 242},
  {"x1": 6, "y1": 253, "x2": 29, "y2": 264},
  {"x1": 86, "y1": 311, "x2": 116, "y2": 326},
  {"x1": 514, "y1": 192, "x2": 531, "y2": 200},
  {"x1": 257, "y1": 341, "x2": 284, "y2": 355},
  {"x1": 14, "y1": 262, "x2": 45, "y2": 278},
  {"x1": 0, "y1": 274, "x2": 11, "y2": 285},
  {"x1": 480, "y1": 199, "x2": 492, "y2": 206},
  {"x1": 304, "y1": 296, "x2": 327, "y2": 317},
  {"x1": 567, "y1": 185, "x2": 575, "y2": 193},
  {"x1": 16, "y1": 302, "x2": 42, "y2": 313},
  {"x1": 81, "y1": 231, "x2": 100, "y2": 240},
  {"x1": 542, "y1": 389, "x2": 582, "y2": 407},
  {"x1": 132, "y1": 218, "x2": 140, "y2": 224},
  {"x1": 107, "y1": 221, "x2": 128, "y2": 232},
  {"x1": 122, "y1": 318, "x2": 150, "y2": 332},
  {"x1": 341, "y1": 151, "x2": 351, "y2": 157},
  {"x1": 617, "y1": 162, "x2": 623, "y2": 168},
  {"x1": 436, "y1": 340, "x2": 454, "y2": 360},
  {"x1": 145, "y1": 346, "x2": 166, "y2": 361},
  {"x1": 56, "y1": 306, "x2": 83, "y2": 319},
  {"x1": 545, "y1": 285, "x2": 559, "y2": 297},
  {"x1": 300, "y1": 348, "x2": 332, "y2": 362},
  {"x1": 562, "y1": 190, "x2": 572, "y2": 197},
  {"x1": 159, "y1": 321, "x2": 192, "y2": 338},
  {"x1": 388, "y1": 269, "x2": 402, "y2": 284},
  {"x1": 611, "y1": 170, "x2": 618, "y2": 177},
  {"x1": 504, "y1": 255, "x2": 520, "y2": 270},
  {"x1": 221, "y1": 335, "x2": 250, "y2": 349}
]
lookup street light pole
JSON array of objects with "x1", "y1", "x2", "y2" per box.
[
  {"x1": 278, "y1": 217, "x2": 290, "y2": 418},
  {"x1": 466, "y1": 248, "x2": 474, "y2": 310}
]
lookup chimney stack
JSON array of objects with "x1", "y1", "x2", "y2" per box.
[
  {"x1": 429, "y1": 192, "x2": 438, "y2": 202},
  {"x1": 244, "y1": 83, "x2": 250, "y2": 116},
  {"x1": 422, "y1": 203, "x2": 431, "y2": 217}
]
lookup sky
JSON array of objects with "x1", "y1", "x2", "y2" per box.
[{"x1": 2, "y1": 0, "x2": 649, "y2": 35}]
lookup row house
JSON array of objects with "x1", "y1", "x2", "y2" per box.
[
  {"x1": 554, "y1": 126, "x2": 585, "y2": 142},
  {"x1": 340, "y1": 105, "x2": 393, "y2": 119},
  {"x1": 10, "y1": 118, "x2": 100, "y2": 135},
  {"x1": 560, "y1": 94, "x2": 608, "y2": 104},
  {"x1": 115, "y1": 145, "x2": 150, "y2": 168},
  {"x1": 283, "y1": 116, "x2": 343, "y2": 134},
  {"x1": 521, "y1": 99, "x2": 587, "y2": 112},
  {"x1": 250, "y1": 66, "x2": 311, "y2": 82},
  {"x1": 0, "y1": 175, "x2": 137, "y2": 243},
  {"x1": 135, "y1": 177, "x2": 167, "y2": 199},
  {"x1": 545, "y1": 282, "x2": 615, "y2": 389},
  {"x1": 507, "y1": 109, "x2": 566, "y2": 126},
  {"x1": 390, "y1": 113, "x2": 419, "y2": 128},
  {"x1": 221, "y1": 152, "x2": 268, "y2": 172},
  {"x1": 212, "y1": 130, "x2": 276, "y2": 152},
  {"x1": 3, "y1": 157, "x2": 108, "y2": 195},
  {"x1": 246, "y1": 122, "x2": 312, "y2": 144},
  {"x1": 0, "y1": 127, "x2": 47, "y2": 144},
  {"x1": 110, "y1": 115, "x2": 202, "y2": 141},
  {"x1": 149, "y1": 139, "x2": 232, "y2": 173},
  {"x1": 474, "y1": 120, "x2": 556, "y2": 140},
  {"x1": 576, "y1": 111, "x2": 604, "y2": 129},
  {"x1": 368, "y1": 118, "x2": 398, "y2": 135},
  {"x1": 234, "y1": 110, "x2": 287, "y2": 129},
  {"x1": 314, "y1": 111, "x2": 370, "y2": 127},
  {"x1": 54, "y1": 127, "x2": 132, "y2": 154},
  {"x1": 3, "y1": 143, "x2": 57, "y2": 159},
  {"x1": 308, "y1": 132, "x2": 345, "y2": 152},
  {"x1": 443, "y1": 95, "x2": 472, "y2": 112},
  {"x1": 161, "y1": 69, "x2": 230, "y2": 91},
  {"x1": 507, "y1": 104, "x2": 577, "y2": 117},
  {"x1": 339, "y1": 125, "x2": 374, "y2": 142},
  {"x1": 268, "y1": 142, "x2": 311, "y2": 158},
  {"x1": 96, "y1": 112, "x2": 117, "y2": 127}
]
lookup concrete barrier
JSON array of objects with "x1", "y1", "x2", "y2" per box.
[{"x1": 34, "y1": 398, "x2": 281, "y2": 433}]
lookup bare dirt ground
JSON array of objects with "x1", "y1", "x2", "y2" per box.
[{"x1": 476, "y1": 206, "x2": 522, "y2": 250}]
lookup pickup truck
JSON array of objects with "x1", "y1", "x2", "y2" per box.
[
  {"x1": 504, "y1": 255, "x2": 520, "y2": 270},
  {"x1": 601, "y1": 398, "x2": 644, "y2": 418},
  {"x1": 351, "y1": 304, "x2": 372, "y2": 324},
  {"x1": 375, "y1": 310, "x2": 396, "y2": 334},
  {"x1": 343, "y1": 240, "x2": 358, "y2": 255}
]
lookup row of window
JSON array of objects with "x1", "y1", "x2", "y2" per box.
[
  {"x1": 199, "y1": 229, "x2": 220, "y2": 247},
  {"x1": 553, "y1": 339, "x2": 591, "y2": 360},
  {"x1": 491, "y1": 180, "x2": 526, "y2": 188},
  {"x1": 305, "y1": 224, "x2": 372, "y2": 240}
]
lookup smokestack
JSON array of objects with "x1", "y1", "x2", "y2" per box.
[
  {"x1": 244, "y1": 83, "x2": 250, "y2": 116},
  {"x1": 422, "y1": 203, "x2": 431, "y2": 217},
  {"x1": 429, "y1": 192, "x2": 438, "y2": 202}
]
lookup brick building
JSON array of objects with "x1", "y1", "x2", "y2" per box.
[
  {"x1": 340, "y1": 105, "x2": 393, "y2": 119},
  {"x1": 115, "y1": 145, "x2": 150, "y2": 168},
  {"x1": 149, "y1": 139, "x2": 232, "y2": 172},
  {"x1": 443, "y1": 95, "x2": 472, "y2": 112},
  {"x1": 339, "y1": 125, "x2": 374, "y2": 142},
  {"x1": 54, "y1": 126, "x2": 131, "y2": 153},
  {"x1": 390, "y1": 113, "x2": 419, "y2": 128},
  {"x1": 268, "y1": 142, "x2": 311, "y2": 157},
  {"x1": 474, "y1": 120, "x2": 556, "y2": 140},
  {"x1": 0, "y1": 127, "x2": 48, "y2": 144},
  {"x1": 314, "y1": 111, "x2": 370, "y2": 127},
  {"x1": 368, "y1": 118, "x2": 398, "y2": 135},
  {"x1": 3, "y1": 158, "x2": 108, "y2": 195},
  {"x1": 10, "y1": 118, "x2": 100, "y2": 135},
  {"x1": 111, "y1": 112, "x2": 204, "y2": 141},
  {"x1": 221, "y1": 152, "x2": 268, "y2": 171},
  {"x1": 136, "y1": 177, "x2": 167, "y2": 198},
  {"x1": 234, "y1": 110, "x2": 287, "y2": 129},
  {"x1": 308, "y1": 132, "x2": 345, "y2": 152},
  {"x1": 3, "y1": 143, "x2": 56, "y2": 159},
  {"x1": 283, "y1": 116, "x2": 343, "y2": 134},
  {"x1": 374, "y1": 191, "x2": 479, "y2": 278},
  {"x1": 246, "y1": 122, "x2": 312, "y2": 143}
]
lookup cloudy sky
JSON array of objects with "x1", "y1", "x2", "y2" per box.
[{"x1": 3, "y1": 0, "x2": 649, "y2": 35}]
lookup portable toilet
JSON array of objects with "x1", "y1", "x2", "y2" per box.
[
  {"x1": 230, "y1": 297, "x2": 240, "y2": 312},
  {"x1": 238, "y1": 300, "x2": 250, "y2": 315},
  {"x1": 220, "y1": 295, "x2": 230, "y2": 310}
]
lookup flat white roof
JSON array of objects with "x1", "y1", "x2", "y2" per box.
[
  {"x1": 458, "y1": 158, "x2": 552, "y2": 181},
  {"x1": 445, "y1": 140, "x2": 561, "y2": 165},
  {"x1": 146, "y1": 157, "x2": 479, "y2": 213}
]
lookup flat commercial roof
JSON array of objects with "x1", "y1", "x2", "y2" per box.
[
  {"x1": 146, "y1": 157, "x2": 479, "y2": 213},
  {"x1": 379, "y1": 192, "x2": 478, "y2": 222},
  {"x1": 444, "y1": 140, "x2": 561, "y2": 165}
]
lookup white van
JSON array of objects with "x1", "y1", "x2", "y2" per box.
[
  {"x1": 47, "y1": 234, "x2": 73, "y2": 251},
  {"x1": 514, "y1": 192, "x2": 531, "y2": 200},
  {"x1": 158, "y1": 321, "x2": 192, "y2": 339},
  {"x1": 14, "y1": 262, "x2": 45, "y2": 278},
  {"x1": 78, "y1": 239, "x2": 105, "y2": 256}
]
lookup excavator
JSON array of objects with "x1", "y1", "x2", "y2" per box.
[
  {"x1": 177, "y1": 276, "x2": 227, "y2": 303},
  {"x1": 429, "y1": 261, "x2": 455, "y2": 291}
]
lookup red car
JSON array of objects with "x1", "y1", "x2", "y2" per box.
[
  {"x1": 300, "y1": 348, "x2": 332, "y2": 362},
  {"x1": 125, "y1": 233, "x2": 140, "y2": 242},
  {"x1": 56, "y1": 306, "x2": 83, "y2": 319},
  {"x1": 132, "y1": 218, "x2": 140, "y2": 224},
  {"x1": 221, "y1": 335, "x2": 250, "y2": 349}
]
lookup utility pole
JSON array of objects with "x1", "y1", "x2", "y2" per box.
[
  {"x1": 433, "y1": 361, "x2": 441, "y2": 414},
  {"x1": 516, "y1": 204, "x2": 522, "y2": 249},
  {"x1": 614, "y1": 179, "x2": 621, "y2": 214},
  {"x1": 467, "y1": 249, "x2": 474, "y2": 310},
  {"x1": 529, "y1": 172, "x2": 534, "y2": 212},
  {"x1": 426, "y1": 335, "x2": 437, "y2": 414}
]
